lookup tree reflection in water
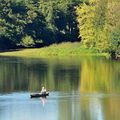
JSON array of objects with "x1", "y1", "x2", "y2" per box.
[{"x1": 0, "y1": 56, "x2": 120, "y2": 120}]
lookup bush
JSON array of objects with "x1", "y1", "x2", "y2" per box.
[{"x1": 21, "y1": 35, "x2": 35, "y2": 47}]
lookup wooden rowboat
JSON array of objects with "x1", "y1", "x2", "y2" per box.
[{"x1": 30, "y1": 92, "x2": 49, "y2": 98}]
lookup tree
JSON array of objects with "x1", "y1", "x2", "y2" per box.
[
  {"x1": 0, "y1": 0, "x2": 80, "y2": 49},
  {"x1": 76, "y1": 0, "x2": 96, "y2": 47},
  {"x1": 0, "y1": 0, "x2": 27, "y2": 48},
  {"x1": 76, "y1": 0, "x2": 120, "y2": 56}
]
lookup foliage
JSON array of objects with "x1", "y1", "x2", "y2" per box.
[
  {"x1": 107, "y1": 0, "x2": 120, "y2": 54},
  {"x1": 76, "y1": 0, "x2": 120, "y2": 56},
  {"x1": 21, "y1": 35, "x2": 35, "y2": 47},
  {"x1": 76, "y1": 1, "x2": 96, "y2": 47},
  {"x1": 0, "y1": 0, "x2": 119, "y2": 58},
  {"x1": 0, "y1": 0, "x2": 80, "y2": 49}
]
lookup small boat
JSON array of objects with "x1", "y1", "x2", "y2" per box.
[{"x1": 30, "y1": 92, "x2": 49, "y2": 98}]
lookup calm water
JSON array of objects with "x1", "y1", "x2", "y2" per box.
[{"x1": 0, "y1": 56, "x2": 120, "y2": 120}]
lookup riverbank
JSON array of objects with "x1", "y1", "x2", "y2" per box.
[{"x1": 0, "y1": 42, "x2": 109, "y2": 58}]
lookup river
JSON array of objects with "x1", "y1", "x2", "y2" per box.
[{"x1": 0, "y1": 56, "x2": 120, "y2": 120}]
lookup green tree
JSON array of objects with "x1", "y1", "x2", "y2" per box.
[
  {"x1": 76, "y1": 0, "x2": 120, "y2": 56},
  {"x1": 76, "y1": 0, "x2": 96, "y2": 47},
  {"x1": 0, "y1": 0, "x2": 80, "y2": 49}
]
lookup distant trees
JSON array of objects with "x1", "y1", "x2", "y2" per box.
[
  {"x1": 76, "y1": 0, "x2": 120, "y2": 56},
  {"x1": 0, "y1": 0, "x2": 80, "y2": 49}
]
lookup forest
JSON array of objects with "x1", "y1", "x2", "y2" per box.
[{"x1": 0, "y1": 0, "x2": 120, "y2": 57}]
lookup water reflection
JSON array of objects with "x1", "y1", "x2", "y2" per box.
[
  {"x1": 80, "y1": 57, "x2": 120, "y2": 93},
  {"x1": 57, "y1": 93, "x2": 120, "y2": 120},
  {"x1": 0, "y1": 57, "x2": 80, "y2": 93},
  {"x1": 40, "y1": 97, "x2": 47, "y2": 106},
  {"x1": 0, "y1": 56, "x2": 120, "y2": 120}
]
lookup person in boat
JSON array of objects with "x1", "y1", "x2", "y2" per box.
[{"x1": 41, "y1": 86, "x2": 46, "y2": 94}]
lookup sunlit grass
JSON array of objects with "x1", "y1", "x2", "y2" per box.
[{"x1": 0, "y1": 42, "x2": 109, "y2": 58}]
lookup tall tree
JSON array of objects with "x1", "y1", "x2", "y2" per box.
[{"x1": 76, "y1": 0, "x2": 120, "y2": 55}]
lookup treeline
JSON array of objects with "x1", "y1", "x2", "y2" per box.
[
  {"x1": 76, "y1": 0, "x2": 120, "y2": 57},
  {"x1": 0, "y1": 0, "x2": 120, "y2": 57},
  {"x1": 0, "y1": 0, "x2": 80, "y2": 49}
]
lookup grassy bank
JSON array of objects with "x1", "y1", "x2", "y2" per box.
[{"x1": 0, "y1": 42, "x2": 109, "y2": 58}]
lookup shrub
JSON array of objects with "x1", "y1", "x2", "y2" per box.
[{"x1": 21, "y1": 35, "x2": 35, "y2": 47}]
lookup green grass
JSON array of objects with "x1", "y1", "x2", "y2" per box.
[{"x1": 0, "y1": 42, "x2": 109, "y2": 58}]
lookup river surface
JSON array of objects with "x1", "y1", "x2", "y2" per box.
[{"x1": 0, "y1": 56, "x2": 120, "y2": 120}]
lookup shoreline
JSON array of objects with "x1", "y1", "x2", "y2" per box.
[{"x1": 0, "y1": 43, "x2": 110, "y2": 59}]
